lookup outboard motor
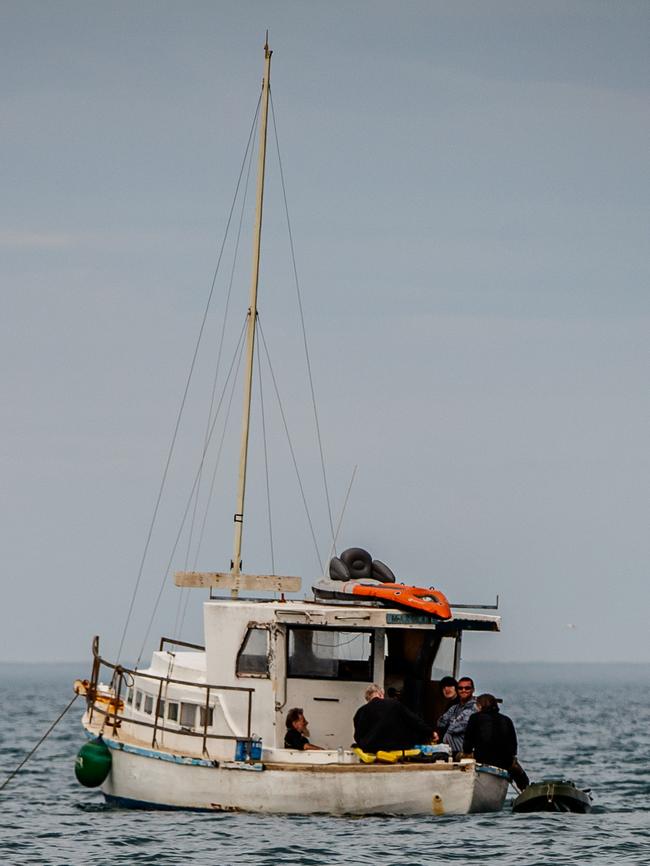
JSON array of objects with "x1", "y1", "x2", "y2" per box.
[{"x1": 329, "y1": 547, "x2": 396, "y2": 583}]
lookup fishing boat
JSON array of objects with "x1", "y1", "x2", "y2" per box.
[{"x1": 74, "y1": 40, "x2": 508, "y2": 816}]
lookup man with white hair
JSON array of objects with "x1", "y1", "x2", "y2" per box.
[{"x1": 353, "y1": 683, "x2": 434, "y2": 753}]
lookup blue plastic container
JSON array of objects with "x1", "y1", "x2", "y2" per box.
[
  {"x1": 234, "y1": 737, "x2": 263, "y2": 762},
  {"x1": 416, "y1": 744, "x2": 452, "y2": 757}
]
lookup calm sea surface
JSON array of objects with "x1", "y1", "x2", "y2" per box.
[{"x1": 1, "y1": 662, "x2": 648, "y2": 865}]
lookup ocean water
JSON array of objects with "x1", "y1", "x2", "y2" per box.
[{"x1": 1, "y1": 662, "x2": 648, "y2": 865}]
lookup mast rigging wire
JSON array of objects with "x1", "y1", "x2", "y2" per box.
[
  {"x1": 269, "y1": 89, "x2": 336, "y2": 552},
  {"x1": 136, "y1": 316, "x2": 248, "y2": 666},
  {"x1": 116, "y1": 95, "x2": 262, "y2": 663},
  {"x1": 324, "y1": 465, "x2": 358, "y2": 576},
  {"x1": 257, "y1": 318, "x2": 323, "y2": 572},
  {"x1": 176, "y1": 116, "x2": 258, "y2": 630},
  {"x1": 175, "y1": 312, "x2": 252, "y2": 635}
]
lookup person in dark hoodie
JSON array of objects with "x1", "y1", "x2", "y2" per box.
[
  {"x1": 353, "y1": 684, "x2": 434, "y2": 753},
  {"x1": 462, "y1": 693, "x2": 529, "y2": 789},
  {"x1": 436, "y1": 676, "x2": 477, "y2": 754},
  {"x1": 437, "y1": 676, "x2": 458, "y2": 717}
]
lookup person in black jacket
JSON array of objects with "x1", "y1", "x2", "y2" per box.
[
  {"x1": 462, "y1": 693, "x2": 529, "y2": 789},
  {"x1": 353, "y1": 684, "x2": 434, "y2": 752}
]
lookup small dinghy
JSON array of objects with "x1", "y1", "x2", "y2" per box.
[
  {"x1": 314, "y1": 548, "x2": 452, "y2": 619},
  {"x1": 512, "y1": 779, "x2": 592, "y2": 813}
]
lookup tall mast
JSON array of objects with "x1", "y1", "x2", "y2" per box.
[
  {"x1": 175, "y1": 41, "x2": 298, "y2": 598},
  {"x1": 231, "y1": 38, "x2": 272, "y2": 578}
]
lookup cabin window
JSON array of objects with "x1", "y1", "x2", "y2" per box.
[
  {"x1": 287, "y1": 627, "x2": 373, "y2": 681},
  {"x1": 126, "y1": 688, "x2": 133, "y2": 705},
  {"x1": 134, "y1": 691, "x2": 142, "y2": 711},
  {"x1": 167, "y1": 702, "x2": 179, "y2": 722},
  {"x1": 236, "y1": 627, "x2": 270, "y2": 677},
  {"x1": 180, "y1": 702, "x2": 196, "y2": 728},
  {"x1": 199, "y1": 706, "x2": 214, "y2": 728},
  {"x1": 430, "y1": 635, "x2": 457, "y2": 680},
  {"x1": 144, "y1": 695, "x2": 153, "y2": 715},
  {"x1": 157, "y1": 699, "x2": 165, "y2": 718}
]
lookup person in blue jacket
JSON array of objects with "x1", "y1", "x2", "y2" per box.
[{"x1": 436, "y1": 676, "x2": 477, "y2": 755}]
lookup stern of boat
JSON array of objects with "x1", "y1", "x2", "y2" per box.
[{"x1": 468, "y1": 763, "x2": 510, "y2": 813}]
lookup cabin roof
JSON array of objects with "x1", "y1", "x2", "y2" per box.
[{"x1": 203, "y1": 597, "x2": 500, "y2": 632}]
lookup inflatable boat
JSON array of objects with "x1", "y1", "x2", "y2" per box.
[
  {"x1": 313, "y1": 547, "x2": 452, "y2": 619},
  {"x1": 512, "y1": 779, "x2": 592, "y2": 813}
]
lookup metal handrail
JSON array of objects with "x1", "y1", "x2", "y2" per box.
[
  {"x1": 89, "y1": 703, "x2": 244, "y2": 743},
  {"x1": 91, "y1": 636, "x2": 251, "y2": 694},
  {"x1": 158, "y1": 636, "x2": 206, "y2": 652},
  {"x1": 88, "y1": 636, "x2": 253, "y2": 752}
]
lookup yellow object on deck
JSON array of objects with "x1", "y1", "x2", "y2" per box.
[
  {"x1": 353, "y1": 747, "x2": 422, "y2": 764},
  {"x1": 352, "y1": 746, "x2": 376, "y2": 764},
  {"x1": 376, "y1": 749, "x2": 421, "y2": 763},
  {"x1": 376, "y1": 750, "x2": 399, "y2": 763}
]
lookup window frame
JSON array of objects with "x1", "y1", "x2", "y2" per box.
[
  {"x1": 236, "y1": 625, "x2": 272, "y2": 679},
  {"x1": 180, "y1": 702, "x2": 196, "y2": 730},
  {"x1": 286, "y1": 625, "x2": 376, "y2": 682},
  {"x1": 199, "y1": 705, "x2": 214, "y2": 728}
]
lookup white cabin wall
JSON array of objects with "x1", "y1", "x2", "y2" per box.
[
  {"x1": 279, "y1": 628, "x2": 387, "y2": 750},
  {"x1": 282, "y1": 677, "x2": 367, "y2": 749},
  {"x1": 203, "y1": 600, "x2": 278, "y2": 748}
]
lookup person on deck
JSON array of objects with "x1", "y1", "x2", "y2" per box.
[
  {"x1": 462, "y1": 693, "x2": 529, "y2": 789},
  {"x1": 353, "y1": 684, "x2": 434, "y2": 753},
  {"x1": 436, "y1": 676, "x2": 477, "y2": 755},
  {"x1": 284, "y1": 708, "x2": 323, "y2": 751},
  {"x1": 437, "y1": 675, "x2": 458, "y2": 721}
]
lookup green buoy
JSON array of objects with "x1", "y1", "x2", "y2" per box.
[{"x1": 74, "y1": 736, "x2": 112, "y2": 788}]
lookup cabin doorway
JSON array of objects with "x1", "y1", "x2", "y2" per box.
[{"x1": 383, "y1": 629, "x2": 459, "y2": 726}]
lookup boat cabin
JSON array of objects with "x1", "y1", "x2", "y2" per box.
[
  {"x1": 207, "y1": 596, "x2": 498, "y2": 750},
  {"x1": 113, "y1": 591, "x2": 499, "y2": 759}
]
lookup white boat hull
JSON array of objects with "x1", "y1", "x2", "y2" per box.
[{"x1": 98, "y1": 738, "x2": 508, "y2": 815}]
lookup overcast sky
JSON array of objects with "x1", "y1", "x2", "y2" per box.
[{"x1": 1, "y1": 1, "x2": 648, "y2": 664}]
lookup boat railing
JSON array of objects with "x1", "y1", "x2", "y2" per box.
[
  {"x1": 87, "y1": 636, "x2": 253, "y2": 756},
  {"x1": 158, "y1": 635, "x2": 206, "y2": 652}
]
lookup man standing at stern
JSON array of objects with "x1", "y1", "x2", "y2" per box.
[{"x1": 463, "y1": 693, "x2": 529, "y2": 789}]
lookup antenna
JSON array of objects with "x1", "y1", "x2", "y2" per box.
[{"x1": 323, "y1": 465, "x2": 358, "y2": 577}]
